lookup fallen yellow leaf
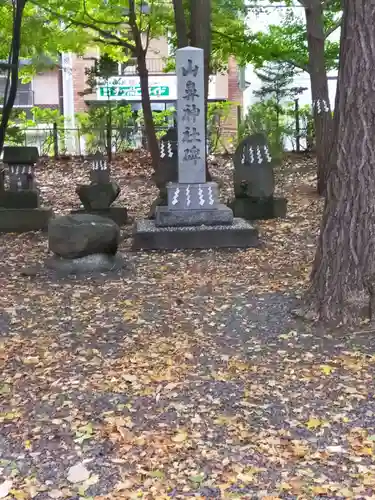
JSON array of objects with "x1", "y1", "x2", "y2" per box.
[
  {"x1": 171, "y1": 430, "x2": 188, "y2": 443},
  {"x1": 320, "y1": 364, "x2": 334, "y2": 375},
  {"x1": 306, "y1": 416, "x2": 323, "y2": 430}
]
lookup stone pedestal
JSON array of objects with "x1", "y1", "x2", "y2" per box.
[
  {"x1": 133, "y1": 218, "x2": 259, "y2": 251},
  {"x1": 156, "y1": 204, "x2": 233, "y2": 227},
  {"x1": 0, "y1": 208, "x2": 53, "y2": 233},
  {"x1": 228, "y1": 197, "x2": 287, "y2": 221},
  {"x1": 0, "y1": 190, "x2": 39, "y2": 209}
]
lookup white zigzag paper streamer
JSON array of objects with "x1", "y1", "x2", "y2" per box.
[
  {"x1": 185, "y1": 185, "x2": 191, "y2": 206},
  {"x1": 167, "y1": 141, "x2": 173, "y2": 158},
  {"x1": 198, "y1": 185, "x2": 205, "y2": 206},
  {"x1": 256, "y1": 146, "x2": 262, "y2": 164},
  {"x1": 208, "y1": 186, "x2": 214, "y2": 205},
  {"x1": 241, "y1": 153, "x2": 245, "y2": 164},
  {"x1": 264, "y1": 145, "x2": 272, "y2": 163},
  {"x1": 160, "y1": 142, "x2": 166, "y2": 158},
  {"x1": 172, "y1": 187, "x2": 180, "y2": 205},
  {"x1": 249, "y1": 147, "x2": 254, "y2": 163},
  {"x1": 313, "y1": 99, "x2": 330, "y2": 114}
]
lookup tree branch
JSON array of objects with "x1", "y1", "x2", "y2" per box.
[
  {"x1": 128, "y1": 0, "x2": 145, "y2": 54},
  {"x1": 324, "y1": 17, "x2": 342, "y2": 38},
  {"x1": 144, "y1": 0, "x2": 155, "y2": 52},
  {"x1": 82, "y1": 0, "x2": 124, "y2": 26},
  {"x1": 30, "y1": 0, "x2": 136, "y2": 52}
]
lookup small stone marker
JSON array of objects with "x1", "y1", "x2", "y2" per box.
[
  {"x1": 229, "y1": 133, "x2": 287, "y2": 220},
  {"x1": 90, "y1": 151, "x2": 110, "y2": 184},
  {"x1": 153, "y1": 128, "x2": 178, "y2": 190},
  {"x1": 73, "y1": 151, "x2": 127, "y2": 226},
  {"x1": 0, "y1": 146, "x2": 54, "y2": 232},
  {"x1": 3, "y1": 146, "x2": 39, "y2": 192},
  {"x1": 233, "y1": 133, "x2": 275, "y2": 199}
]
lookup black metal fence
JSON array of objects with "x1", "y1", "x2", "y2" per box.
[{"x1": 5, "y1": 124, "x2": 171, "y2": 158}]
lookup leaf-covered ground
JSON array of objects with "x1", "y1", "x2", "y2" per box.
[{"x1": 1, "y1": 153, "x2": 375, "y2": 499}]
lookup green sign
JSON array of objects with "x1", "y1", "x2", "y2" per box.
[{"x1": 99, "y1": 85, "x2": 170, "y2": 98}]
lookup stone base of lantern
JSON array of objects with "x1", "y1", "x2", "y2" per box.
[
  {"x1": 71, "y1": 206, "x2": 128, "y2": 227},
  {"x1": 0, "y1": 207, "x2": 53, "y2": 233},
  {"x1": 228, "y1": 196, "x2": 287, "y2": 221},
  {"x1": 155, "y1": 204, "x2": 233, "y2": 227},
  {"x1": 132, "y1": 218, "x2": 260, "y2": 251}
]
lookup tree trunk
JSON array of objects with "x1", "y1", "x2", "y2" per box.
[
  {"x1": 190, "y1": 0, "x2": 212, "y2": 180},
  {"x1": 172, "y1": 0, "x2": 188, "y2": 48},
  {"x1": 128, "y1": 0, "x2": 159, "y2": 172},
  {"x1": 306, "y1": 0, "x2": 375, "y2": 324},
  {"x1": 0, "y1": 0, "x2": 26, "y2": 155},
  {"x1": 137, "y1": 51, "x2": 159, "y2": 172},
  {"x1": 190, "y1": 0, "x2": 211, "y2": 121},
  {"x1": 304, "y1": 0, "x2": 333, "y2": 196}
]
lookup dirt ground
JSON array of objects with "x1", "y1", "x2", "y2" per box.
[{"x1": 1, "y1": 152, "x2": 375, "y2": 499}]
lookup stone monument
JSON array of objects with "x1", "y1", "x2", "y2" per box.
[
  {"x1": 228, "y1": 134, "x2": 287, "y2": 220},
  {"x1": 47, "y1": 213, "x2": 123, "y2": 275},
  {"x1": 0, "y1": 146, "x2": 53, "y2": 232},
  {"x1": 72, "y1": 151, "x2": 128, "y2": 226},
  {"x1": 133, "y1": 46, "x2": 259, "y2": 250}
]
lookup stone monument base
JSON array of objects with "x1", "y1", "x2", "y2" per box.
[
  {"x1": 155, "y1": 204, "x2": 233, "y2": 227},
  {"x1": 71, "y1": 206, "x2": 128, "y2": 226},
  {"x1": 228, "y1": 197, "x2": 287, "y2": 221},
  {"x1": 132, "y1": 218, "x2": 259, "y2": 251},
  {"x1": 45, "y1": 253, "x2": 124, "y2": 275},
  {"x1": 0, "y1": 207, "x2": 53, "y2": 233},
  {"x1": 0, "y1": 190, "x2": 39, "y2": 209}
]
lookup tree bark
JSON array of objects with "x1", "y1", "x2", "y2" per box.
[
  {"x1": 137, "y1": 50, "x2": 160, "y2": 172},
  {"x1": 190, "y1": 0, "x2": 212, "y2": 180},
  {"x1": 0, "y1": 0, "x2": 27, "y2": 155},
  {"x1": 306, "y1": 0, "x2": 375, "y2": 324},
  {"x1": 128, "y1": 0, "x2": 159, "y2": 172},
  {"x1": 190, "y1": 0, "x2": 211, "y2": 121},
  {"x1": 172, "y1": 0, "x2": 188, "y2": 48},
  {"x1": 304, "y1": 0, "x2": 334, "y2": 196}
]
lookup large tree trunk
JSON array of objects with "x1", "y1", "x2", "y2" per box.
[
  {"x1": 0, "y1": 0, "x2": 26, "y2": 154},
  {"x1": 306, "y1": 0, "x2": 375, "y2": 324},
  {"x1": 137, "y1": 50, "x2": 159, "y2": 172},
  {"x1": 190, "y1": 0, "x2": 212, "y2": 180},
  {"x1": 190, "y1": 0, "x2": 211, "y2": 121},
  {"x1": 304, "y1": 0, "x2": 333, "y2": 196},
  {"x1": 172, "y1": 0, "x2": 188, "y2": 48}
]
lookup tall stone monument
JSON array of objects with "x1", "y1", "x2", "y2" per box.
[{"x1": 133, "y1": 47, "x2": 259, "y2": 250}]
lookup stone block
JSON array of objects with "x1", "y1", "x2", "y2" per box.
[
  {"x1": 71, "y1": 206, "x2": 128, "y2": 226},
  {"x1": 48, "y1": 213, "x2": 120, "y2": 259},
  {"x1": 166, "y1": 182, "x2": 220, "y2": 210},
  {"x1": 155, "y1": 204, "x2": 233, "y2": 227},
  {"x1": 0, "y1": 208, "x2": 53, "y2": 233},
  {"x1": 228, "y1": 197, "x2": 287, "y2": 220},
  {"x1": 76, "y1": 182, "x2": 120, "y2": 210},
  {"x1": 45, "y1": 253, "x2": 124, "y2": 275},
  {"x1": 3, "y1": 146, "x2": 39, "y2": 164},
  {"x1": 0, "y1": 190, "x2": 39, "y2": 209},
  {"x1": 132, "y1": 218, "x2": 259, "y2": 251},
  {"x1": 233, "y1": 134, "x2": 275, "y2": 198}
]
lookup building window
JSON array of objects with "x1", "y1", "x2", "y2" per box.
[{"x1": 0, "y1": 77, "x2": 33, "y2": 107}]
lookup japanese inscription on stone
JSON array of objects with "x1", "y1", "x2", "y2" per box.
[{"x1": 176, "y1": 47, "x2": 206, "y2": 184}]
